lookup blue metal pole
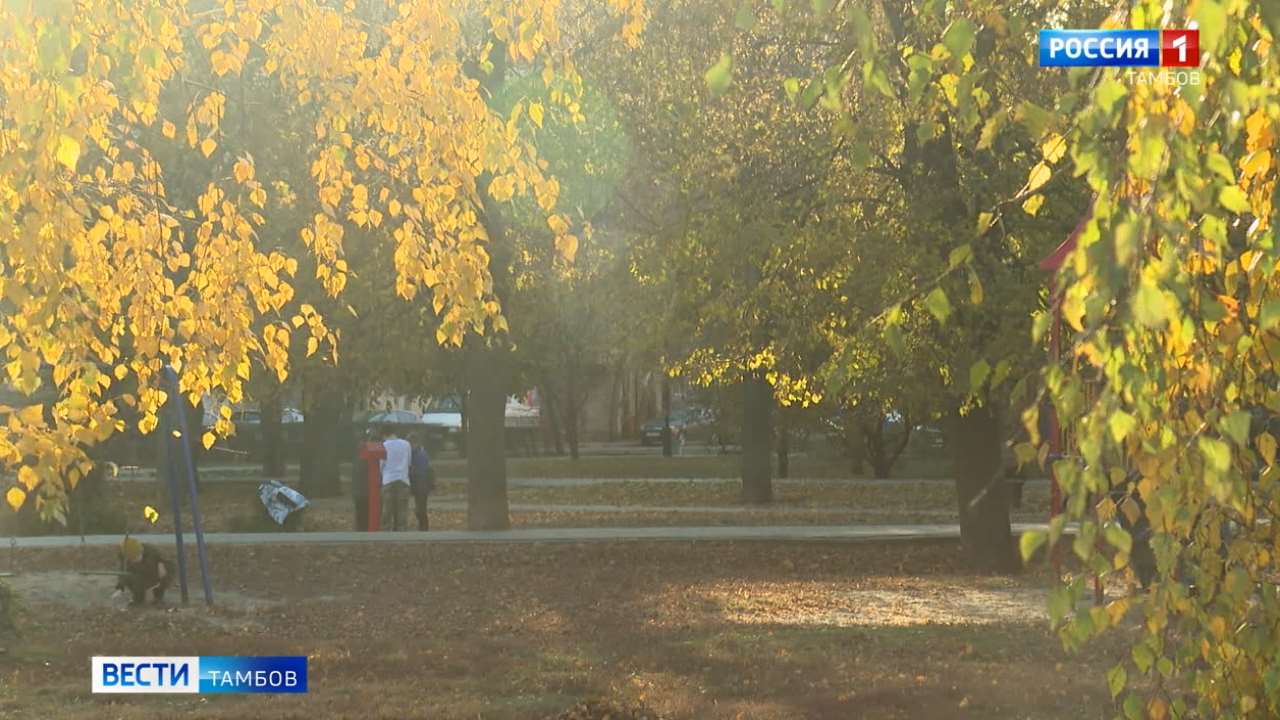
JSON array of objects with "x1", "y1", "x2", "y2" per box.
[
  {"x1": 163, "y1": 408, "x2": 190, "y2": 605},
  {"x1": 164, "y1": 366, "x2": 214, "y2": 606}
]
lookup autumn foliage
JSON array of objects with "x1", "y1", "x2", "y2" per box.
[{"x1": 0, "y1": 0, "x2": 645, "y2": 519}]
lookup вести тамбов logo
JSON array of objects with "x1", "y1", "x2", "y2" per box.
[
  {"x1": 1039, "y1": 28, "x2": 1200, "y2": 86},
  {"x1": 91, "y1": 656, "x2": 308, "y2": 694}
]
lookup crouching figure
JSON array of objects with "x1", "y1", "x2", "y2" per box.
[{"x1": 116, "y1": 537, "x2": 171, "y2": 606}]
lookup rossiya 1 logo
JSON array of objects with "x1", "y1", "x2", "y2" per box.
[{"x1": 1039, "y1": 28, "x2": 1200, "y2": 86}]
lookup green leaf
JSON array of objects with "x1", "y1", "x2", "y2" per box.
[
  {"x1": 924, "y1": 287, "x2": 952, "y2": 322},
  {"x1": 969, "y1": 359, "x2": 990, "y2": 392},
  {"x1": 968, "y1": 268, "x2": 984, "y2": 305},
  {"x1": 1223, "y1": 410, "x2": 1252, "y2": 445},
  {"x1": 1108, "y1": 411, "x2": 1136, "y2": 442},
  {"x1": 1019, "y1": 529, "x2": 1047, "y2": 563},
  {"x1": 798, "y1": 77, "x2": 823, "y2": 110},
  {"x1": 1114, "y1": 219, "x2": 1139, "y2": 266},
  {"x1": 1194, "y1": 0, "x2": 1228, "y2": 54},
  {"x1": 976, "y1": 110, "x2": 1005, "y2": 150},
  {"x1": 848, "y1": 6, "x2": 874, "y2": 53},
  {"x1": 55, "y1": 134, "x2": 80, "y2": 171},
  {"x1": 1199, "y1": 436, "x2": 1231, "y2": 473},
  {"x1": 990, "y1": 358, "x2": 1011, "y2": 388},
  {"x1": 704, "y1": 53, "x2": 734, "y2": 96},
  {"x1": 1104, "y1": 524, "x2": 1132, "y2": 554},
  {"x1": 1219, "y1": 185, "x2": 1250, "y2": 214},
  {"x1": 734, "y1": 1, "x2": 757, "y2": 31},
  {"x1": 1132, "y1": 281, "x2": 1168, "y2": 328},
  {"x1": 1094, "y1": 79, "x2": 1128, "y2": 116},
  {"x1": 947, "y1": 243, "x2": 972, "y2": 269},
  {"x1": 1107, "y1": 664, "x2": 1128, "y2": 699},
  {"x1": 1260, "y1": 300, "x2": 1280, "y2": 330},
  {"x1": 1015, "y1": 101, "x2": 1054, "y2": 138},
  {"x1": 942, "y1": 18, "x2": 976, "y2": 58},
  {"x1": 883, "y1": 322, "x2": 905, "y2": 355},
  {"x1": 862, "y1": 59, "x2": 893, "y2": 99},
  {"x1": 916, "y1": 121, "x2": 942, "y2": 144},
  {"x1": 783, "y1": 77, "x2": 802, "y2": 102},
  {"x1": 1122, "y1": 692, "x2": 1144, "y2": 720},
  {"x1": 1132, "y1": 644, "x2": 1155, "y2": 673},
  {"x1": 1206, "y1": 153, "x2": 1235, "y2": 181}
]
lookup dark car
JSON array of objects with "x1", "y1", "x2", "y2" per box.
[{"x1": 640, "y1": 407, "x2": 711, "y2": 446}]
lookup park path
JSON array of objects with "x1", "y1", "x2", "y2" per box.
[
  {"x1": 426, "y1": 500, "x2": 966, "y2": 517},
  {"x1": 8, "y1": 522, "x2": 1052, "y2": 549}
]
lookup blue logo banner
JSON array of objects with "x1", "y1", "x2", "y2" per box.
[
  {"x1": 199, "y1": 656, "x2": 308, "y2": 693},
  {"x1": 1039, "y1": 29, "x2": 1160, "y2": 67},
  {"x1": 93, "y1": 656, "x2": 307, "y2": 694}
]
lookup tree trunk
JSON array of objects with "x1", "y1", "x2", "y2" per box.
[
  {"x1": 776, "y1": 415, "x2": 790, "y2": 479},
  {"x1": 260, "y1": 388, "x2": 285, "y2": 478},
  {"x1": 844, "y1": 416, "x2": 866, "y2": 476},
  {"x1": 863, "y1": 419, "x2": 889, "y2": 478},
  {"x1": 661, "y1": 372, "x2": 673, "y2": 457},
  {"x1": 300, "y1": 382, "x2": 342, "y2": 498},
  {"x1": 741, "y1": 374, "x2": 773, "y2": 504},
  {"x1": 541, "y1": 382, "x2": 565, "y2": 456},
  {"x1": 458, "y1": 392, "x2": 469, "y2": 458},
  {"x1": 565, "y1": 361, "x2": 581, "y2": 461},
  {"x1": 465, "y1": 346, "x2": 511, "y2": 530},
  {"x1": 948, "y1": 404, "x2": 1018, "y2": 573},
  {"x1": 608, "y1": 361, "x2": 623, "y2": 442},
  {"x1": 864, "y1": 415, "x2": 910, "y2": 479}
]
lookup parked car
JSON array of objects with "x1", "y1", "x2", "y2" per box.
[
  {"x1": 361, "y1": 409, "x2": 425, "y2": 426},
  {"x1": 202, "y1": 406, "x2": 304, "y2": 428},
  {"x1": 422, "y1": 396, "x2": 463, "y2": 449},
  {"x1": 640, "y1": 407, "x2": 710, "y2": 446}
]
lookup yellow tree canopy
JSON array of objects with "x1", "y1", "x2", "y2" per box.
[{"x1": 0, "y1": 0, "x2": 645, "y2": 519}]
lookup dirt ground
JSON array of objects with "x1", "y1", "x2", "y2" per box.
[{"x1": 0, "y1": 541, "x2": 1120, "y2": 720}]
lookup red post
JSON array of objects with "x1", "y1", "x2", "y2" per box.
[{"x1": 359, "y1": 441, "x2": 385, "y2": 531}]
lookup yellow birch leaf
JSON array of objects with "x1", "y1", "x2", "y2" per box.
[
  {"x1": 161, "y1": 120, "x2": 176, "y2": 139},
  {"x1": 56, "y1": 134, "x2": 81, "y2": 171},
  {"x1": 202, "y1": 431, "x2": 216, "y2": 450},
  {"x1": 1040, "y1": 132, "x2": 1067, "y2": 164},
  {"x1": 143, "y1": 505, "x2": 160, "y2": 524},
  {"x1": 306, "y1": 336, "x2": 319, "y2": 357},
  {"x1": 530, "y1": 101, "x2": 545, "y2": 128},
  {"x1": 17, "y1": 466, "x2": 38, "y2": 490},
  {"x1": 5, "y1": 487, "x2": 24, "y2": 511},
  {"x1": 201, "y1": 137, "x2": 217, "y2": 158},
  {"x1": 233, "y1": 158, "x2": 254, "y2": 183},
  {"x1": 1026, "y1": 162, "x2": 1051, "y2": 193},
  {"x1": 556, "y1": 234, "x2": 578, "y2": 262}
]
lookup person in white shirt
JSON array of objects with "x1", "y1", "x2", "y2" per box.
[{"x1": 379, "y1": 427, "x2": 412, "y2": 531}]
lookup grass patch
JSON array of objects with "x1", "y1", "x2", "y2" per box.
[{"x1": 1, "y1": 541, "x2": 1116, "y2": 720}]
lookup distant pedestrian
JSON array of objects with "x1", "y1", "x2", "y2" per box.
[
  {"x1": 409, "y1": 432, "x2": 436, "y2": 530},
  {"x1": 379, "y1": 426, "x2": 412, "y2": 531},
  {"x1": 351, "y1": 428, "x2": 373, "y2": 531}
]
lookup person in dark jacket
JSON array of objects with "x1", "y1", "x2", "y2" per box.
[
  {"x1": 116, "y1": 537, "x2": 171, "y2": 606},
  {"x1": 409, "y1": 432, "x2": 435, "y2": 531},
  {"x1": 351, "y1": 428, "x2": 372, "y2": 531}
]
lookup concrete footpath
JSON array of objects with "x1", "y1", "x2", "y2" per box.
[{"x1": 8, "y1": 523, "x2": 1052, "y2": 549}]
